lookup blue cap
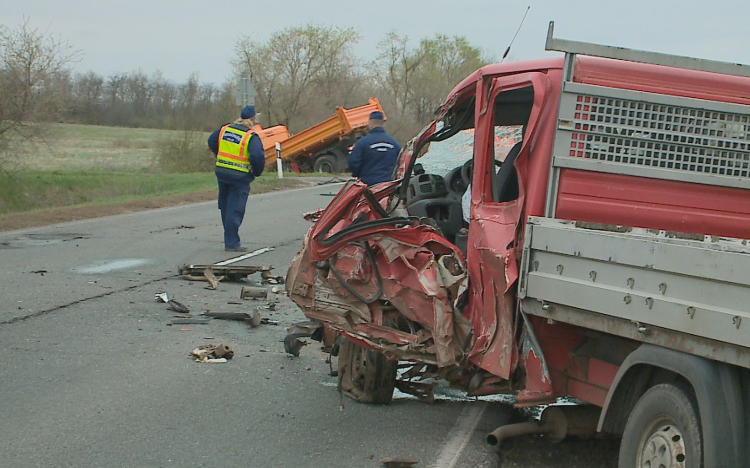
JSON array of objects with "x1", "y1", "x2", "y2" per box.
[
  {"x1": 241, "y1": 105, "x2": 256, "y2": 119},
  {"x1": 369, "y1": 111, "x2": 384, "y2": 121}
]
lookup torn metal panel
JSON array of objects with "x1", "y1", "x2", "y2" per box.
[
  {"x1": 463, "y1": 191, "x2": 525, "y2": 380},
  {"x1": 287, "y1": 168, "x2": 531, "y2": 397},
  {"x1": 516, "y1": 313, "x2": 554, "y2": 404},
  {"x1": 287, "y1": 182, "x2": 474, "y2": 370}
]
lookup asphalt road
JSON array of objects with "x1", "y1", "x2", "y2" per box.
[{"x1": 0, "y1": 183, "x2": 619, "y2": 468}]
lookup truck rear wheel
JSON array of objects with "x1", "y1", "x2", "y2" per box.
[
  {"x1": 313, "y1": 154, "x2": 337, "y2": 173},
  {"x1": 338, "y1": 337, "x2": 396, "y2": 405},
  {"x1": 619, "y1": 383, "x2": 703, "y2": 468}
]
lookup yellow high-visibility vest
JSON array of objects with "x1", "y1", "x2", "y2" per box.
[{"x1": 216, "y1": 124, "x2": 254, "y2": 173}]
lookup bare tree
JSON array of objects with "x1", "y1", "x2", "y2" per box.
[
  {"x1": 368, "y1": 32, "x2": 488, "y2": 141},
  {"x1": 411, "y1": 35, "x2": 487, "y2": 123},
  {"x1": 71, "y1": 71, "x2": 104, "y2": 122},
  {"x1": 0, "y1": 18, "x2": 80, "y2": 175},
  {"x1": 234, "y1": 25, "x2": 361, "y2": 131}
]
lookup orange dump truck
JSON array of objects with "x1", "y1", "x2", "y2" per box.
[
  {"x1": 259, "y1": 98, "x2": 385, "y2": 173},
  {"x1": 254, "y1": 124, "x2": 289, "y2": 153}
]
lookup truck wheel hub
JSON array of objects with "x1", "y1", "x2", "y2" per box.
[{"x1": 638, "y1": 421, "x2": 686, "y2": 468}]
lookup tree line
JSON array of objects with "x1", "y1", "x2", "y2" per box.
[
  {"x1": 1, "y1": 20, "x2": 490, "y2": 171},
  {"x1": 235, "y1": 25, "x2": 488, "y2": 141}
]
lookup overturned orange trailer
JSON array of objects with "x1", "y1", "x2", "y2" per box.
[{"x1": 262, "y1": 98, "x2": 385, "y2": 173}]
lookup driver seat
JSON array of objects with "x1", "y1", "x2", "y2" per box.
[{"x1": 493, "y1": 142, "x2": 522, "y2": 203}]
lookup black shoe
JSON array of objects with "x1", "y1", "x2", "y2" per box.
[{"x1": 225, "y1": 246, "x2": 248, "y2": 252}]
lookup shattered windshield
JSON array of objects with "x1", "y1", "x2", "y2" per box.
[
  {"x1": 416, "y1": 126, "x2": 524, "y2": 177},
  {"x1": 417, "y1": 130, "x2": 475, "y2": 176}
]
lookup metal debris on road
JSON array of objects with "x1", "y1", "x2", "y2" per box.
[
  {"x1": 395, "y1": 380, "x2": 436, "y2": 404},
  {"x1": 155, "y1": 292, "x2": 170, "y2": 303},
  {"x1": 154, "y1": 292, "x2": 190, "y2": 312},
  {"x1": 283, "y1": 321, "x2": 324, "y2": 357},
  {"x1": 168, "y1": 300, "x2": 190, "y2": 313},
  {"x1": 179, "y1": 264, "x2": 281, "y2": 284},
  {"x1": 190, "y1": 343, "x2": 234, "y2": 363},
  {"x1": 204, "y1": 310, "x2": 263, "y2": 327},
  {"x1": 169, "y1": 317, "x2": 213, "y2": 325},
  {"x1": 318, "y1": 176, "x2": 347, "y2": 185},
  {"x1": 203, "y1": 267, "x2": 222, "y2": 290},
  {"x1": 380, "y1": 457, "x2": 420, "y2": 468},
  {"x1": 240, "y1": 286, "x2": 268, "y2": 299},
  {"x1": 284, "y1": 335, "x2": 307, "y2": 357},
  {"x1": 260, "y1": 269, "x2": 285, "y2": 284}
]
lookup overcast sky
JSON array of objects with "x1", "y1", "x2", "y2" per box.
[{"x1": 3, "y1": 0, "x2": 750, "y2": 86}]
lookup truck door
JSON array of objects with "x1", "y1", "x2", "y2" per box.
[{"x1": 466, "y1": 72, "x2": 548, "y2": 378}]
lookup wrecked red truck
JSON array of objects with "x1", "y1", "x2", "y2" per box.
[{"x1": 286, "y1": 22, "x2": 750, "y2": 467}]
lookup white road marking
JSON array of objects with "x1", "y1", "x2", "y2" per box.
[
  {"x1": 430, "y1": 402, "x2": 488, "y2": 468},
  {"x1": 214, "y1": 247, "x2": 273, "y2": 265}
]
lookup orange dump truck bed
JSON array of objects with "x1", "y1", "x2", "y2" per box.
[
  {"x1": 254, "y1": 124, "x2": 290, "y2": 153},
  {"x1": 263, "y1": 98, "x2": 385, "y2": 166}
]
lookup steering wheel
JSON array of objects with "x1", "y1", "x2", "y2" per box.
[
  {"x1": 460, "y1": 159, "x2": 503, "y2": 187},
  {"x1": 460, "y1": 160, "x2": 473, "y2": 188}
]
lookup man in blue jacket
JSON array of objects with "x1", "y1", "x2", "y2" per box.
[
  {"x1": 207, "y1": 105, "x2": 265, "y2": 252},
  {"x1": 348, "y1": 111, "x2": 401, "y2": 186}
]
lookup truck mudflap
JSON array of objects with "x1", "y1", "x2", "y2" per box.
[{"x1": 286, "y1": 180, "x2": 473, "y2": 368}]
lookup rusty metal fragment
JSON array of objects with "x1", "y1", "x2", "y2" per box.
[
  {"x1": 168, "y1": 299, "x2": 190, "y2": 313},
  {"x1": 260, "y1": 269, "x2": 285, "y2": 284},
  {"x1": 179, "y1": 264, "x2": 277, "y2": 283},
  {"x1": 203, "y1": 267, "x2": 221, "y2": 289},
  {"x1": 189, "y1": 343, "x2": 234, "y2": 362},
  {"x1": 395, "y1": 380, "x2": 436, "y2": 404},
  {"x1": 283, "y1": 321, "x2": 324, "y2": 356},
  {"x1": 380, "y1": 457, "x2": 420, "y2": 468},
  {"x1": 240, "y1": 286, "x2": 268, "y2": 299},
  {"x1": 203, "y1": 310, "x2": 264, "y2": 327},
  {"x1": 170, "y1": 317, "x2": 212, "y2": 325}
]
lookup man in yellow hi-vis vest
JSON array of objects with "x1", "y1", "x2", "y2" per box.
[{"x1": 207, "y1": 105, "x2": 265, "y2": 251}]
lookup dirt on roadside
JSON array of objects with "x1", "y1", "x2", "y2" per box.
[{"x1": 0, "y1": 178, "x2": 321, "y2": 232}]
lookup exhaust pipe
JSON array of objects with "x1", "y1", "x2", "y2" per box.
[
  {"x1": 487, "y1": 420, "x2": 554, "y2": 446},
  {"x1": 487, "y1": 405, "x2": 601, "y2": 447}
]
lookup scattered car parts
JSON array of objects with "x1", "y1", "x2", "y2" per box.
[{"x1": 190, "y1": 343, "x2": 234, "y2": 363}]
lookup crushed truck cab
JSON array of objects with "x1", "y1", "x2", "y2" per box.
[{"x1": 287, "y1": 22, "x2": 750, "y2": 468}]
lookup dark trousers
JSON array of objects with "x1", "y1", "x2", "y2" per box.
[{"x1": 217, "y1": 177, "x2": 250, "y2": 249}]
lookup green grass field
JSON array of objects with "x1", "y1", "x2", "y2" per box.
[
  {"x1": 39, "y1": 123, "x2": 178, "y2": 171},
  {"x1": 0, "y1": 123, "x2": 319, "y2": 216}
]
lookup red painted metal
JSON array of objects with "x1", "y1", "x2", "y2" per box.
[
  {"x1": 449, "y1": 56, "x2": 750, "y2": 109},
  {"x1": 287, "y1": 51, "x2": 750, "y2": 412},
  {"x1": 556, "y1": 169, "x2": 750, "y2": 238}
]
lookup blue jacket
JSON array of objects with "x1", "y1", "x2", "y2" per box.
[
  {"x1": 208, "y1": 123, "x2": 265, "y2": 184},
  {"x1": 348, "y1": 127, "x2": 401, "y2": 186}
]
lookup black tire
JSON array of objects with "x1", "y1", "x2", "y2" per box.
[
  {"x1": 619, "y1": 383, "x2": 703, "y2": 468},
  {"x1": 337, "y1": 337, "x2": 397, "y2": 405},
  {"x1": 333, "y1": 150, "x2": 349, "y2": 173},
  {"x1": 313, "y1": 154, "x2": 337, "y2": 173}
]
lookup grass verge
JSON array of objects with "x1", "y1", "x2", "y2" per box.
[{"x1": 0, "y1": 171, "x2": 319, "y2": 216}]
